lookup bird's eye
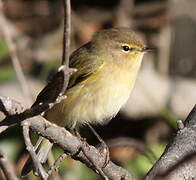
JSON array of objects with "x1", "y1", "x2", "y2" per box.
[{"x1": 122, "y1": 45, "x2": 130, "y2": 52}]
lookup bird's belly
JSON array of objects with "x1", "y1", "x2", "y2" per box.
[
  {"x1": 45, "y1": 74, "x2": 134, "y2": 129},
  {"x1": 70, "y1": 82, "x2": 130, "y2": 127}
]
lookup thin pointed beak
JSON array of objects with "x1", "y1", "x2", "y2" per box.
[{"x1": 141, "y1": 47, "x2": 156, "y2": 52}]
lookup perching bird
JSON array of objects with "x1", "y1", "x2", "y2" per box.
[{"x1": 22, "y1": 28, "x2": 152, "y2": 176}]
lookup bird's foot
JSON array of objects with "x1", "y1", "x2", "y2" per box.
[
  {"x1": 73, "y1": 129, "x2": 86, "y2": 142},
  {"x1": 87, "y1": 123, "x2": 110, "y2": 168},
  {"x1": 97, "y1": 140, "x2": 110, "y2": 168}
]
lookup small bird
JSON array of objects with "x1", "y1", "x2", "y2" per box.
[{"x1": 22, "y1": 28, "x2": 152, "y2": 176}]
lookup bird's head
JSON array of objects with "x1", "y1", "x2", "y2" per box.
[{"x1": 90, "y1": 28, "x2": 153, "y2": 66}]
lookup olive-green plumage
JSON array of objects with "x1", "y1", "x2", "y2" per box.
[
  {"x1": 22, "y1": 28, "x2": 149, "y2": 176},
  {"x1": 45, "y1": 28, "x2": 146, "y2": 128}
]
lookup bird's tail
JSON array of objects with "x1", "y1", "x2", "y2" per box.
[{"x1": 21, "y1": 137, "x2": 53, "y2": 177}]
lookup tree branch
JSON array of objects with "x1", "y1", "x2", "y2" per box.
[
  {"x1": 62, "y1": 0, "x2": 71, "y2": 66},
  {"x1": 0, "y1": 96, "x2": 25, "y2": 116},
  {"x1": 145, "y1": 105, "x2": 196, "y2": 180},
  {"x1": 29, "y1": 117, "x2": 132, "y2": 180},
  {"x1": 0, "y1": 149, "x2": 18, "y2": 180},
  {"x1": 59, "y1": 0, "x2": 73, "y2": 97},
  {"x1": 47, "y1": 154, "x2": 67, "y2": 176},
  {"x1": 0, "y1": 97, "x2": 132, "y2": 180},
  {"x1": 22, "y1": 123, "x2": 48, "y2": 180}
]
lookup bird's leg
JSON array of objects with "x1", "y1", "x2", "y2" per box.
[
  {"x1": 73, "y1": 128, "x2": 80, "y2": 137},
  {"x1": 71, "y1": 125, "x2": 110, "y2": 168},
  {"x1": 69, "y1": 126, "x2": 109, "y2": 179},
  {"x1": 69, "y1": 128, "x2": 86, "y2": 154},
  {"x1": 72, "y1": 128, "x2": 86, "y2": 141},
  {"x1": 86, "y1": 123, "x2": 110, "y2": 168}
]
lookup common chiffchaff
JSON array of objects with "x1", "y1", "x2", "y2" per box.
[{"x1": 22, "y1": 28, "x2": 151, "y2": 176}]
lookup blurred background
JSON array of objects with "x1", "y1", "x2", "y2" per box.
[{"x1": 0, "y1": 0, "x2": 196, "y2": 179}]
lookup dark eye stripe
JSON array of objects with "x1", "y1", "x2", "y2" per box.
[{"x1": 129, "y1": 48, "x2": 135, "y2": 51}]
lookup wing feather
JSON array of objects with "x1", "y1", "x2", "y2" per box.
[{"x1": 32, "y1": 42, "x2": 104, "y2": 107}]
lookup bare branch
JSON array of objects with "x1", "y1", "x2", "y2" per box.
[
  {"x1": 0, "y1": 149, "x2": 18, "y2": 180},
  {"x1": 0, "y1": 97, "x2": 132, "y2": 180},
  {"x1": 62, "y1": 0, "x2": 71, "y2": 66},
  {"x1": 22, "y1": 122, "x2": 48, "y2": 180},
  {"x1": 0, "y1": 96, "x2": 25, "y2": 116},
  {"x1": 145, "y1": 105, "x2": 196, "y2": 180},
  {"x1": 59, "y1": 0, "x2": 73, "y2": 96},
  {"x1": 29, "y1": 116, "x2": 132, "y2": 180},
  {"x1": 47, "y1": 153, "x2": 67, "y2": 176},
  {"x1": 0, "y1": 1, "x2": 32, "y2": 106}
]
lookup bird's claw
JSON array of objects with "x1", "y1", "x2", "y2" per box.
[{"x1": 97, "y1": 141, "x2": 110, "y2": 168}]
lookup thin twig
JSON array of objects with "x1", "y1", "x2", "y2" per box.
[
  {"x1": 0, "y1": 1, "x2": 32, "y2": 106},
  {"x1": 62, "y1": 0, "x2": 71, "y2": 66},
  {"x1": 0, "y1": 149, "x2": 18, "y2": 180},
  {"x1": 22, "y1": 122, "x2": 48, "y2": 180},
  {"x1": 47, "y1": 153, "x2": 67, "y2": 176},
  {"x1": 58, "y1": 0, "x2": 73, "y2": 95}
]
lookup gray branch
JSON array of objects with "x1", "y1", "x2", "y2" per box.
[
  {"x1": 145, "y1": 105, "x2": 196, "y2": 180},
  {"x1": 0, "y1": 96, "x2": 132, "y2": 180},
  {"x1": 0, "y1": 149, "x2": 18, "y2": 180},
  {"x1": 62, "y1": 0, "x2": 71, "y2": 66},
  {"x1": 22, "y1": 122, "x2": 48, "y2": 180}
]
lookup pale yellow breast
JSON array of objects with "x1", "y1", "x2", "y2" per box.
[{"x1": 45, "y1": 56, "x2": 143, "y2": 129}]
